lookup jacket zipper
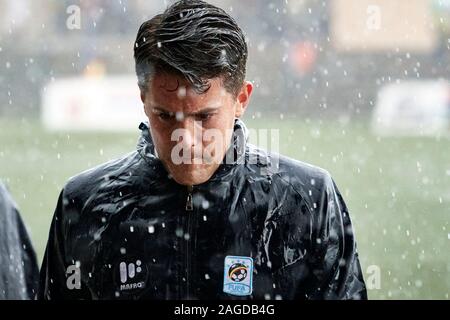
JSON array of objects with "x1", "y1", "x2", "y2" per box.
[
  {"x1": 185, "y1": 185, "x2": 194, "y2": 299},
  {"x1": 186, "y1": 185, "x2": 193, "y2": 211}
]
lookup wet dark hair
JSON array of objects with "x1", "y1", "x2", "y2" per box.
[{"x1": 134, "y1": 0, "x2": 248, "y2": 97}]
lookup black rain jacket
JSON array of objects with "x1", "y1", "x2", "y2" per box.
[
  {"x1": 0, "y1": 181, "x2": 39, "y2": 299},
  {"x1": 38, "y1": 119, "x2": 367, "y2": 300}
]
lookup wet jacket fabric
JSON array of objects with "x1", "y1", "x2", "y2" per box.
[
  {"x1": 0, "y1": 181, "x2": 39, "y2": 300},
  {"x1": 38, "y1": 119, "x2": 367, "y2": 300}
]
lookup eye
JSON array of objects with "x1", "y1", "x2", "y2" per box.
[
  {"x1": 157, "y1": 112, "x2": 175, "y2": 121},
  {"x1": 195, "y1": 113, "x2": 214, "y2": 121}
]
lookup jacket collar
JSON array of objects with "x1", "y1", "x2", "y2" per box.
[{"x1": 136, "y1": 118, "x2": 249, "y2": 181}]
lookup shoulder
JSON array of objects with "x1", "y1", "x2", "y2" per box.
[
  {"x1": 277, "y1": 153, "x2": 333, "y2": 190},
  {"x1": 246, "y1": 144, "x2": 336, "y2": 208},
  {"x1": 62, "y1": 150, "x2": 142, "y2": 202},
  {"x1": 247, "y1": 144, "x2": 333, "y2": 189},
  {"x1": 0, "y1": 181, "x2": 20, "y2": 220}
]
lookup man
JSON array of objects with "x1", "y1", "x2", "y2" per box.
[
  {"x1": 39, "y1": 0, "x2": 367, "y2": 300},
  {"x1": 0, "y1": 181, "x2": 39, "y2": 299}
]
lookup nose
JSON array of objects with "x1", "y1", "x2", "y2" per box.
[{"x1": 177, "y1": 117, "x2": 203, "y2": 155}]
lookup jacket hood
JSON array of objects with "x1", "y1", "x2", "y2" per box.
[{"x1": 136, "y1": 118, "x2": 250, "y2": 180}]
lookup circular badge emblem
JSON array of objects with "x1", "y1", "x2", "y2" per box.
[{"x1": 228, "y1": 263, "x2": 248, "y2": 282}]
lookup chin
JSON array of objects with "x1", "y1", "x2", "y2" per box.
[{"x1": 169, "y1": 164, "x2": 216, "y2": 186}]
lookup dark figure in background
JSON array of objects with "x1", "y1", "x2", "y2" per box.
[{"x1": 0, "y1": 181, "x2": 39, "y2": 299}]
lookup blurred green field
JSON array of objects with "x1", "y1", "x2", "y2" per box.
[{"x1": 0, "y1": 116, "x2": 449, "y2": 299}]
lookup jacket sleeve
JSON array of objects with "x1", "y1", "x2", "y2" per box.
[
  {"x1": 306, "y1": 173, "x2": 367, "y2": 300},
  {"x1": 0, "y1": 182, "x2": 39, "y2": 300},
  {"x1": 38, "y1": 189, "x2": 89, "y2": 300},
  {"x1": 15, "y1": 209, "x2": 40, "y2": 299}
]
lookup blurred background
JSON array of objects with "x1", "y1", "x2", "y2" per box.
[{"x1": 0, "y1": 0, "x2": 449, "y2": 299}]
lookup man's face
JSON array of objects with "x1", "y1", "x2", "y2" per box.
[{"x1": 141, "y1": 72, "x2": 252, "y2": 186}]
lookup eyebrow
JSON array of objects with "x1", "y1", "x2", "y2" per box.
[{"x1": 152, "y1": 105, "x2": 221, "y2": 116}]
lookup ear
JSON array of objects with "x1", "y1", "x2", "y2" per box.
[
  {"x1": 140, "y1": 88, "x2": 146, "y2": 104},
  {"x1": 140, "y1": 89, "x2": 151, "y2": 118},
  {"x1": 234, "y1": 81, "x2": 253, "y2": 118},
  {"x1": 139, "y1": 88, "x2": 150, "y2": 118}
]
